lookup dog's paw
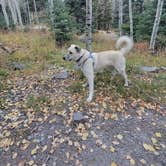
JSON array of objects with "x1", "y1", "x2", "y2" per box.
[
  {"x1": 82, "y1": 82, "x2": 88, "y2": 88},
  {"x1": 86, "y1": 97, "x2": 92, "y2": 102},
  {"x1": 124, "y1": 83, "x2": 129, "y2": 87}
]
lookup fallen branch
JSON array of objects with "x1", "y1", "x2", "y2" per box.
[{"x1": 0, "y1": 43, "x2": 15, "y2": 54}]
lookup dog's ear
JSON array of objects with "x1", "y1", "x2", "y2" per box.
[{"x1": 75, "y1": 45, "x2": 81, "y2": 53}]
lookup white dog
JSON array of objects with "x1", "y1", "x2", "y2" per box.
[{"x1": 63, "y1": 36, "x2": 133, "y2": 102}]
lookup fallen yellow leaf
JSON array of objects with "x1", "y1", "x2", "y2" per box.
[
  {"x1": 140, "y1": 159, "x2": 146, "y2": 164},
  {"x1": 82, "y1": 132, "x2": 88, "y2": 141},
  {"x1": 155, "y1": 132, "x2": 162, "y2": 138},
  {"x1": 110, "y1": 145, "x2": 115, "y2": 153},
  {"x1": 42, "y1": 145, "x2": 48, "y2": 152},
  {"x1": 117, "y1": 134, "x2": 123, "y2": 140},
  {"x1": 151, "y1": 137, "x2": 157, "y2": 144},
  {"x1": 127, "y1": 155, "x2": 135, "y2": 165},
  {"x1": 143, "y1": 143, "x2": 155, "y2": 152},
  {"x1": 12, "y1": 152, "x2": 17, "y2": 159},
  {"x1": 31, "y1": 146, "x2": 39, "y2": 155},
  {"x1": 110, "y1": 162, "x2": 117, "y2": 166},
  {"x1": 28, "y1": 160, "x2": 34, "y2": 165}
]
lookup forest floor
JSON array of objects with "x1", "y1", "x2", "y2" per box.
[{"x1": 0, "y1": 31, "x2": 166, "y2": 166}]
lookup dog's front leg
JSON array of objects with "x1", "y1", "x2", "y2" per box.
[
  {"x1": 83, "y1": 65, "x2": 94, "y2": 102},
  {"x1": 86, "y1": 75, "x2": 94, "y2": 102}
]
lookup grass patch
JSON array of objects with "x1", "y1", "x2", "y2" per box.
[
  {"x1": 26, "y1": 94, "x2": 50, "y2": 112},
  {"x1": 0, "y1": 31, "x2": 165, "y2": 104},
  {"x1": 0, "y1": 69, "x2": 9, "y2": 78}
]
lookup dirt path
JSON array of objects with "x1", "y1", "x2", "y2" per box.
[{"x1": 0, "y1": 68, "x2": 165, "y2": 166}]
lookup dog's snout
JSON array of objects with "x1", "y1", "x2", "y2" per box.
[{"x1": 63, "y1": 55, "x2": 67, "y2": 60}]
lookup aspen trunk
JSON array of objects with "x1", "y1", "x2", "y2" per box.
[
  {"x1": 129, "y1": 0, "x2": 133, "y2": 40},
  {"x1": 8, "y1": 0, "x2": 18, "y2": 25},
  {"x1": 27, "y1": 0, "x2": 31, "y2": 24},
  {"x1": 85, "y1": 0, "x2": 92, "y2": 51},
  {"x1": 1, "y1": 0, "x2": 10, "y2": 27},
  {"x1": 149, "y1": 0, "x2": 164, "y2": 53},
  {"x1": 13, "y1": 0, "x2": 23, "y2": 27},
  {"x1": 33, "y1": 0, "x2": 39, "y2": 24},
  {"x1": 118, "y1": 0, "x2": 123, "y2": 36},
  {"x1": 48, "y1": 0, "x2": 54, "y2": 28}
]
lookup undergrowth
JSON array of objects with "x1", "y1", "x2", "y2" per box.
[{"x1": 0, "y1": 30, "x2": 165, "y2": 104}]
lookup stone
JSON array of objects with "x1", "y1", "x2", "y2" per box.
[
  {"x1": 52, "y1": 70, "x2": 69, "y2": 79},
  {"x1": 73, "y1": 112, "x2": 87, "y2": 123},
  {"x1": 139, "y1": 66, "x2": 159, "y2": 72},
  {"x1": 12, "y1": 63, "x2": 26, "y2": 70}
]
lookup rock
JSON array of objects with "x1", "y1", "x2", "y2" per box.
[
  {"x1": 160, "y1": 66, "x2": 166, "y2": 71},
  {"x1": 73, "y1": 112, "x2": 87, "y2": 123},
  {"x1": 12, "y1": 63, "x2": 26, "y2": 70},
  {"x1": 139, "y1": 66, "x2": 159, "y2": 72},
  {"x1": 52, "y1": 70, "x2": 69, "y2": 79}
]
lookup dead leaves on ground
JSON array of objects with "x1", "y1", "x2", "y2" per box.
[{"x1": 0, "y1": 68, "x2": 165, "y2": 166}]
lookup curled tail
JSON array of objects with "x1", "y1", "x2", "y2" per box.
[{"x1": 116, "y1": 36, "x2": 133, "y2": 56}]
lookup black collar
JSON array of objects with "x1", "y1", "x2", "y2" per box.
[{"x1": 76, "y1": 55, "x2": 83, "y2": 63}]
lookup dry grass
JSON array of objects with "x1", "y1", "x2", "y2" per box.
[
  {"x1": 0, "y1": 31, "x2": 165, "y2": 103},
  {"x1": 0, "y1": 31, "x2": 67, "y2": 75}
]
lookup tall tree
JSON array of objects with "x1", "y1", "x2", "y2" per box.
[
  {"x1": 27, "y1": 0, "x2": 31, "y2": 24},
  {"x1": 0, "y1": 0, "x2": 9, "y2": 27},
  {"x1": 129, "y1": 0, "x2": 133, "y2": 40},
  {"x1": 85, "y1": 0, "x2": 92, "y2": 51},
  {"x1": 48, "y1": 0, "x2": 54, "y2": 28},
  {"x1": 33, "y1": 0, "x2": 39, "y2": 24},
  {"x1": 13, "y1": 0, "x2": 23, "y2": 27},
  {"x1": 8, "y1": 0, "x2": 18, "y2": 25},
  {"x1": 118, "y1": 0, "x2": 123, "y2": 36},
  {"x1": 149, "y1": 0, "x2": 164, "y2": 53}
]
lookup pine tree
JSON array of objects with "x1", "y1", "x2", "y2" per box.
[{"x1": 52, "y1": 0, "x2": 75, "y2": 46}]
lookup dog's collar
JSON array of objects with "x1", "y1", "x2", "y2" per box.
[
  {"x1": 77, "y1": 52, "x2": 95, "y2": 67},
  {"x1": 76, "y1": 55, "x2": 83, "y2": 63}
]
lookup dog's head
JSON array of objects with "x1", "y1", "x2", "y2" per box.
[{"x1": 63, "y1": 44, "x2": 81, "y2": 61}]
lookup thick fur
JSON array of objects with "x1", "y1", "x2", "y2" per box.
[{"x1": 63, "y1": 36, "x2": 133, "y2": 102}]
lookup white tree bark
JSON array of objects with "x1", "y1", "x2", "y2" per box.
[
  {"x1": 33, "y1": 0, "x2": 39, "y2": 24},
  {"x1": 149, "y1": 0, "x2": 164, "y2": 53},
  {"x1": 48, "y1": 0, "x2": 54, "y2": 28},
  {"x1": 27, "y1": 0, "x2": 31, "y2": 24},
  {"x1": 8, "y1": 0, "x2": 18, "y2": 25},
  {"x1": 129, "y1": 0, "x2": 133, "y2": 40},
  {"x1": 118, "y1": 0, "x2": 123, "y2": 36},
  {"x1": 0, "y1": 0, "x2": 10, "y2": 27},
  {"x1": 86, "y1": 0, "x2": 92, "y2": 51},
  {"x1": 13, "y1": 0, "x2": 23, "y2": 27}
]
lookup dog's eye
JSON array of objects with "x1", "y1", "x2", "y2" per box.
[{"x1": 69, "y1": 51, "x2": 72, "y2": 54}]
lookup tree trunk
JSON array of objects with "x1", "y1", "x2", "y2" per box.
[
  {"x1": 33, "y1": 0, "x2": 39, "y2": 24},
  {"x1": 48, "y1": 0, "x2": 54, "y2": 28},
  {"x1": 149, "y1": 0, "x2": 164, "y2": 53},
  {"x1": 1, "y1": 0, "x2": 10, "y2": 27},
  {"x1": 8, "y1": 0, "x2": 18, "y2": 25},
  {"x1": 85, "y1": 0, "x2": 92, "y2": 51},
  {"x1": 129, "y1": 0, "x2": 133, "y2": 40},
  {"x1": 27, "y1": 0, "x2": 31, "y2": 24},
  {"x1": 118, "y1": 0, "x2": 123, "y2": 36},
  {"x1": 13, "y1": 0, "x2": 23, "y2": 27}
]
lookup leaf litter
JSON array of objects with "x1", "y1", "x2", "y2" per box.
[{"x1": 0, "y1": 67, "x2": 165, "y2": 166}]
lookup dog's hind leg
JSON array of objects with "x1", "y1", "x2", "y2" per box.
[
  {"x1": 112, "y1": 69, "x2": 118, "y2": 79},
  {"x1": 115, "y1": 66, "x2": 128, "y2": 87},
  {"x1": 120, "y1": 69, "x2": 128, "y2": 86}
]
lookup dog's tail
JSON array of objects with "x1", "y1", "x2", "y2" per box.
[{"x1": 116, "y1": 36, "x2": 133, "y2": 56}]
